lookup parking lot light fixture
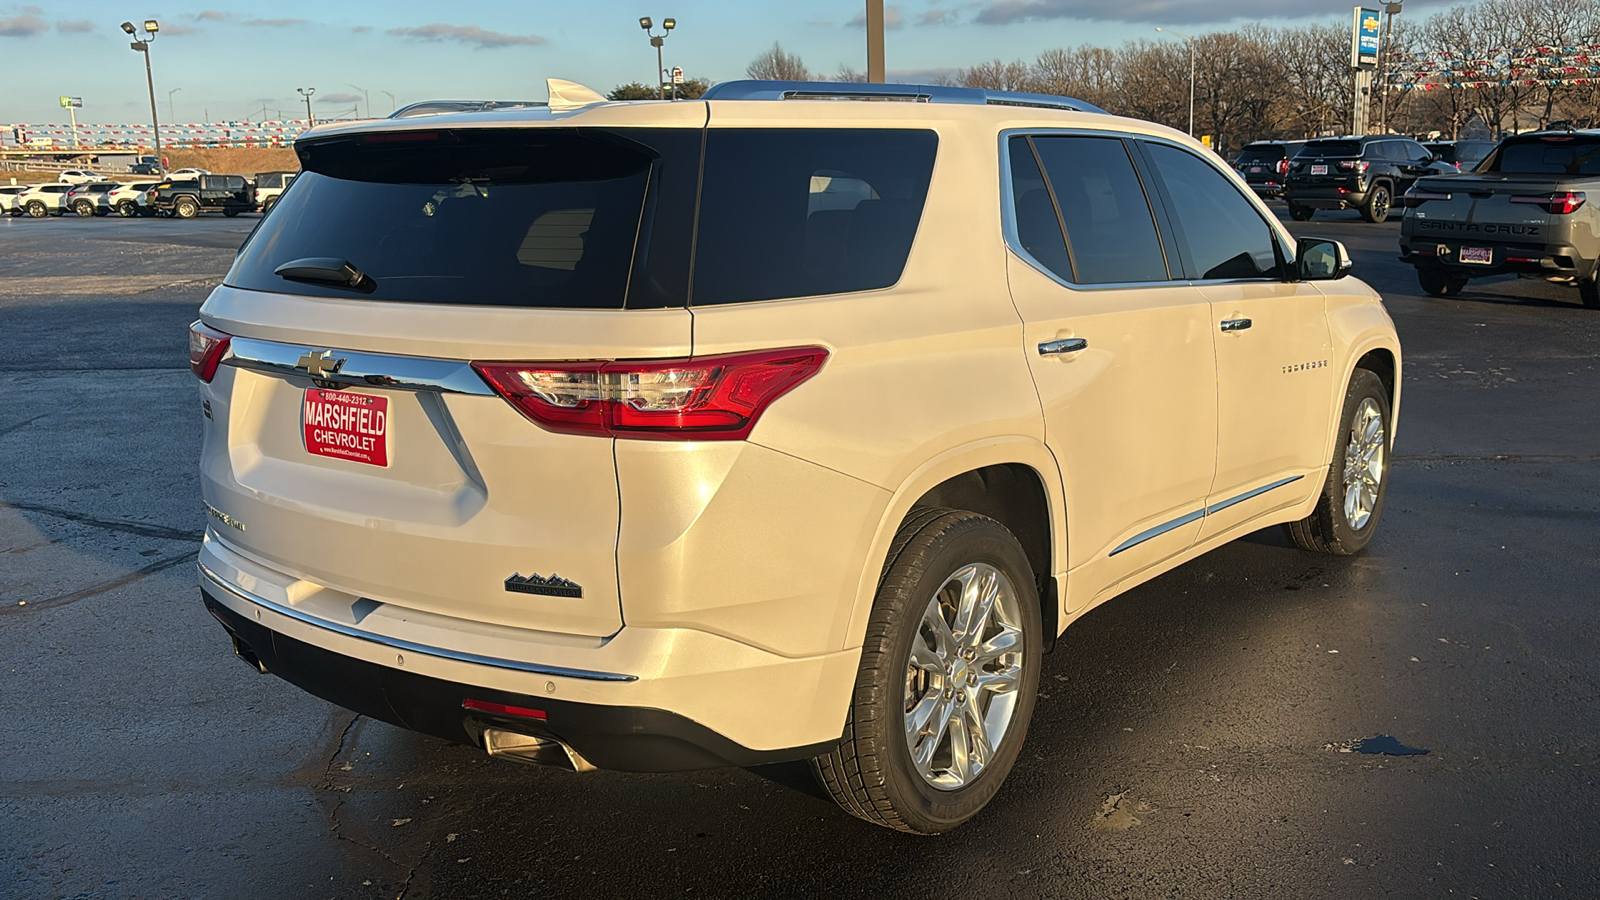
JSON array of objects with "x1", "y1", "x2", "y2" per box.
[
  {"x1": 1155, "y1": 26, "x2": 1196, "y2": 138},
  {"x1": 640, "y1": 16, "x2": 675, "y2": 101},
  {"x1": 122, "y1": 19, "x2": 162, "y2": 155},
  {"x1": 297, "y1": 87, "x2": 317, "y2": 128}
]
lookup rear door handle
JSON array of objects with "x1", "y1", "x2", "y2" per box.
[
  {"x1": 1038, "y1": 338, "x2": 1088, "y2": 356},
  {"x1": 1220, "y1": 318, "x2": 1252, "y2": 333}
]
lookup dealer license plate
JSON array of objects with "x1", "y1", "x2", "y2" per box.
[
  {"x1": 1310, "y1": 164, "x2": 1328, "y2": 175},
  {"x1": 303, "y1": 389, "x2": 389, "y2": 467},
  {"x1": 1460, "y1": 246, "x2": 1493, "y2": 265},
  {"x1": 1249, "y1": 166, "x2": 1263, "y2": 173}
]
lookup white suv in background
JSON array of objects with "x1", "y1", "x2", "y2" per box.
[
  {"x1": 106, "y1": 180, "x2": 161, "y2": 217},
  {"x1": 15, "y1": 183, "x2": 72, "y2": 217},
  {"x1": 192, "y1": 80, "x2": 1401, "y2": 834}
]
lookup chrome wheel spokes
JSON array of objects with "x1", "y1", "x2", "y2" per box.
[
  {"x1": 904, "y1": 563, "x2": 1026, "y2": 791},
  {"x1": 1342, "y1": 397, "x2": 1386, "y2": 530}
]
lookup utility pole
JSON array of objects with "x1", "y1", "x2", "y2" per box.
[
  {"x1": 866, "y1": 0, "x2": 885, "y2": 82},
  {"x1": 1378, "y1": 2, "x2": 1403, "y2": 134},
  {"x1": 168, "y1": 87, "x2": 181, "y2": 123},
  {"x1": 348, "y1": 83, "x2": 370, "y2": 118},
  {"x1": 382, "y1": 90, "x2": 396, "y2": 113}
]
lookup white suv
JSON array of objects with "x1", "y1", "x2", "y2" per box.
[{"x1": 192, "y1": 80, "x2": 1401, "y2": 834}]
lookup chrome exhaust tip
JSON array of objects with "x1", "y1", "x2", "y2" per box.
[{"x1": 483, "y1": 728, "x2": 597, "y2": 773}]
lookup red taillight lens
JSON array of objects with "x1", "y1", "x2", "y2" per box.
[
  {"x1": 188, "y1": 320, "x2": 232, "y2": 382},
  {"x1": 1277, "y1": 158, "x2": 1290, "y2": 176},
  {"x1": 1403, "y1": 189, "x2": 1452, "y2": 208},
  {"x1": 1337, "y1": 159, "x2": 1369, "y2": 172},
  {"x1": 473, "y1": 346, "x2": 829, "y2": 441},
  {"x1": 148, "y1": 189, "x2": 159, "y2": 199},
  {"x1": 1511, "y1": 191, "x2": 1586, "y2": 215}
]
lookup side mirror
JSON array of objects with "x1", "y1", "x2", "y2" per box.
[{"x1": 1297, "y1": 237, "x2": 1352, "y2": 280}]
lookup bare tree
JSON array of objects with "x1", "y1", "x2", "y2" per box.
[
  {"x1": 958, "y1": 58, "x2": 1037, "y2": 91},
  {"x1": 747, "y1": 43, "x2": 811, "y2": 81}
]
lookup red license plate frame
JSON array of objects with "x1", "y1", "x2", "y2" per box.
[{"x1": 303, "y1": 389, "x2": 389, "y2": 467}]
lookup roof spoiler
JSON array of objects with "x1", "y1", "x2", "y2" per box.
[{"x1": 699, "y1": 79, "x2": 1106, "y2": 114}]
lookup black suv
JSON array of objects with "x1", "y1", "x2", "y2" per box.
[
  {"x1": 1423, "y1": 140, "x2": 1497, "y2": 173},
  {"x1": 146, "y1": 175, "x2": 256, "y2": 218},
  {"x1": 1285, "y1": 135, "x2": 1454, "y2": 223},
  {"x1": 1232, "y1": 140, "x2": 1305, "y2": 200}
]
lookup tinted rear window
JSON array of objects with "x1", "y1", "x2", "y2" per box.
[
  {"x1": 1304, "y1": 140, "x2": 1361, "y2": 157},
  {"x1": 691, "y1": 128, "x2": 937, "y2": 305},
  {"x1": 227, "y1": 128, "x2": 696, "y2": 309},
  {"x1": 1234, "y1": 147, "x2": 1285, "y2": 164},
  {"x1": 1491, "y1": 138, "x2": 1600, "y2": 175}
]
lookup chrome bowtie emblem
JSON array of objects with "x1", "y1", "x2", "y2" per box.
[{"x1": 296, "y1": 349, "x2": 345, "y2": 378}]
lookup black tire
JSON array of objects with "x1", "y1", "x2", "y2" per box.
[
  {"x1": 174, "y1": 197, "x2": 199, "y2": 219},
  {"x1": 1289, "y1": 204, "x2": 1314, "y2": 221},
  {"x1": 1579, "y1": 278, "x2": 1599, "y2": 309},
  {"x1": 811, "y1": 509, "x2": 1043, "y2": 834},
  {"x1": 26, "y1": 200, "x2": 47, "y2": 219},
  {"x1": 1417, "y1": 265, "x2": 1469, "y2": 297},
  {"x1": 117, "y1": 200, "x2": 138, "y2": 218},
  {"x1": 1286, "y1": 369, "x2": 1392, "y2": 555},
  {"x1": 72, "y1": 199, "x2": 94, "y2": 218},
  {"x1": 261, "y1": 196, "x2": 277, "y2": 214},
  {"x1": 1361, "y1": 184, "x2": 1392, "y2": 223},
  {"x1": 223, "y1": 207, "x2": 240, "y2": 218}
]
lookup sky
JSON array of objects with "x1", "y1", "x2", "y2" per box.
[{"x1": 1, "y1": 0, "x2": 1462, "y2": 124}]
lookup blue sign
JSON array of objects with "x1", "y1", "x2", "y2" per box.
[{"x1": 1353, "y1": 7, "x2": 1381, "y2": 68}]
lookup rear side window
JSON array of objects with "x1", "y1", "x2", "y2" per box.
[
  {"x1": 226, "y1": 128, "x2": 698, "y2": 309},
  {"x1": 1491, "y1": 138, "x2": 1600, "y2": 175},
  {"x1": 690, "y1": 129, "x2": 937, "y2": 305},
  {"x1": 1023, "y1": 135, "x2": 1169, "y2": 285}
]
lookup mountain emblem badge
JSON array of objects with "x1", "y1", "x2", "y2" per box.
[{"x1": 504, "y1": 572, "x2": 583, "y2": 599}]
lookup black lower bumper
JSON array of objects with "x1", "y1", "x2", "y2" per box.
[
  {"x1": 1398, "y1": 239, "x2": 1593, "y2": 279},
  {"x1": 202, "y1": 589, "x2": 837, "y2": 772}
]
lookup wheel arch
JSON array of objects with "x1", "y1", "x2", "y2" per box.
[{"x1": 844, "y1": 438, "x2": 1067, "y2": 654}]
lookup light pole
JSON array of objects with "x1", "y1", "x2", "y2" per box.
[
  {"x1": 167, "y1": 87, "x2": 181, "y2": 123},
  {"x1": 638, "y1": 17, "x2": 676, "y2": 100},
  {"x1": 348, "y1": 83, "x2": 370, "y2": 118},
  {"x1": 381, "y1": 90, "x2": 396, "y2": 113},
  {"x1": 1155, "y1": 27, "x2": 1196, "y2": 138},
  {"x1": 120, "y1": 19, "x2": 161, "y2": 154},
  {"x1": 865, "y1": 0, "x2": 885, "y2": 82},
  {"x1": 1378, "y1": 1, "x2": 1402, "y2": 134},
  {"x1": 296, "y1": 87, "x2": 316, "y2": 127}
]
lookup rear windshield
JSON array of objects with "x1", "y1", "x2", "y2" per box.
[
  {"x1": 1234, "y1": 146, "x2": 1285, "y2": 163},
  {"x1": 1303, "y1": 140, "x2": 1361, "y2": 157},
  {"x1": 227, "y1": 125, "x2": 938, "y2": 309},
  {"x1": 1489, "y1": 137, "x2": 1600, "y2": 175}
]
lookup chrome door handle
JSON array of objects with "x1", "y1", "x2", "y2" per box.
[
  {"x1": 1038, "y1": 338, "x2": 1088, "y2": 356},
  {"x1": 1220, "y1": 318, "x2": 1253, "y2": 332}
]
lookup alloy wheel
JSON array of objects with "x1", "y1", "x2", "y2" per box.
[{"x1": 1342, "y1": 397, "x2": 1386, "y2": 530}]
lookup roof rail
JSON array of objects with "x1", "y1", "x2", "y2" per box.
[
  {"x1": 388, "y1": 100, "x2": 547, "y2": 119},
  {"x1": 699, "y1": 80, "x2": 1106, "y2": 114}
]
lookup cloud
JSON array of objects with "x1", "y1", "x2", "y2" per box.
[
  {"x1": 194, "y1": 10, "x2": 231, "y2": 22},
  {"x1": 918, "y1": 9, "x2": 955, "y2": 25},
  {"x1": 386, "y1": 23, "x2": 545, "y2": 48},
  {"x1": 847, "y1": 3, "x2": 905, "y2": 28},
  {"x1": 318, "y1": 92, "x2": 363, "y2": 104},
  {"x1": 162, "y1": 24, "x2": 201, "y2": 35},
  {"x1": 56, "y1": 19, "x2": 94, "y2": 33},
  {"x1": 351, "y1": 25, "x2": 372, "y2": 33},
  {"x1": 0, "y1": 14, "x2": 47, "y2": 36},
  {"x1": 242, "y1": 18, "x2": 309, "y2": 27},
  {"x1": 21, "y1": 5, "x2": 41, "y2": 13}
]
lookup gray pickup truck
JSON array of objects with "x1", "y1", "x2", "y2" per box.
[{"x1": 1398, "y1": 130, "x2": 1600, "y2": 308}]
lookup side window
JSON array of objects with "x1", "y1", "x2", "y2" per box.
[
  {"x1": 1028, "y1": 135, "x2": 1170, "y2": 285},
  {"x1": 692, "y1": 128, "x2": 938, "y2": 306},
  {"x1": 1006, "y1": 137, "x2": 1074, "y2": 282},
  {"x1": 1142, "y1": 142, "x2": 1281, "y2": 281},
  {"x1": 1405, "y1": 141, "x2": 1432, "y2": 163}
]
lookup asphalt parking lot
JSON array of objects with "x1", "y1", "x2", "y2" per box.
[{"x1": 2, "y1": 210, "x2": 1597, "y2": 899}]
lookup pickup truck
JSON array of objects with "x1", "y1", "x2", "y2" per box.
[
  {"x1": 1399, "y1": 130, "x2": 1600, "y2": 308},
  {"x1": 146, "y1": 174, "x2": 256, "y2": 218}
]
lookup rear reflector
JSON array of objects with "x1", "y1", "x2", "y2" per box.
[
  {"x1": 463, "y1": 699, "x2": 547, "y2": 721},
  {"x1": 473, "y1": 346, "x2": 829, "y2": 441},
  {"x1": 1510, "y1": 191, "x2": 1586, "y2": 215},
  {"x1": 188, "y1": 320, "x2": 232, "y2": 382}
]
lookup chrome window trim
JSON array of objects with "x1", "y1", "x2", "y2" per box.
[
  {"x1": 223, "y1": 336, "x2": 496, "y2": 396},
  {"x1": 1110, "y1": 475, "x2": 1304, "y2": 556},
  {"x1": 199, "y1": 562, "x2": 639, "y2": 683},
  {"x1": 998, "y1": 127, "x2": 1179, "y2": 293}
]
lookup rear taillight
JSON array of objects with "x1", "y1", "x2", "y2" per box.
[
  {"x1": 473, "y1": 346, "x2": 829, "y2": 441},
  {"x1": 1403, "y1": 189, "x2": 1452, "y2": 208},
  {"x1": 188, "y1": 320, "x2": 232, "y2": 382},
  {"x1": 148, "y1": 189, "x2": 159, "y2": 199},
  {"x1": 1277, "y1": 158, "x2": 1290, "y2": 176},
  {"x1": 1337, "y1": 160, "x2": 1369, "y2": 172},
  {"x1": 1511, "y1": 191, "x2": 1586, "y2": 215}
]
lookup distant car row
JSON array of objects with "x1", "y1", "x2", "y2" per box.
[
  {"x1": 55, "y1": 167, "x2": 210, "y2": 184},
  {"x1": 1232, "y1": 137, "x2": 1498, "y2": 223},
  {"x1": 2, "y1": 171, "x2": 296, "y2": 219}
]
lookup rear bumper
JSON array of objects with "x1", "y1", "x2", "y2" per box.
[
  {"x1": 197, "y1": 537, "x2": 858, "y2": 771},
  {"x1": 1285, "y1": 185, "x2": 1368, "y2": 210},
  {"x1": 1398, "y1": 235, "x2": 1595, "y2": 279}
]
